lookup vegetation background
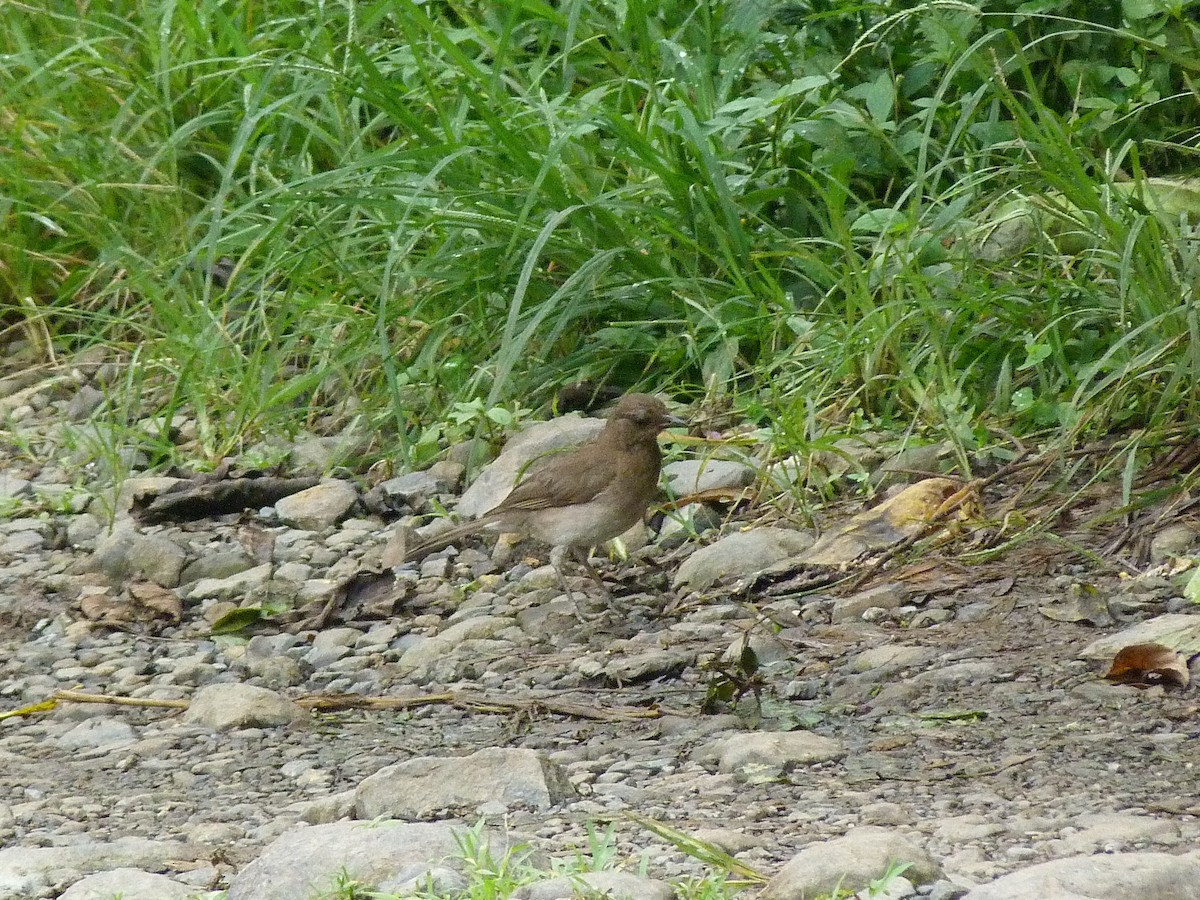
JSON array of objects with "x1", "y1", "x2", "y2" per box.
[{"x1": 3, "y1": 0, "x2": 1200, "y2": 479}]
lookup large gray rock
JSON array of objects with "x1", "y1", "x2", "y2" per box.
[
  {"x1": 760, "y1": 826, "x2": 940, "y2": 899},
  {"x1": 184, "y1": 683, "x2": 306, "y2": 730},
  {"x1": 226, "y1": 821, "x2": 510, "y2": 900},
  {"x1": 456, "y1": 416, "x2": 604, "y2": 518},
  {"x1": 0, "y1": 838, "x2": 203, "y2": 900},
  {"x1": 58, "y1": 869, "x2": 196, "y2": 900},
  {"x1": 355, "y1": 747, "x2": 575, "y2": 819},
  {"x1": 516, "y1": 871, "x2": 675, "y2": 900},
  {"x1": 673, "y1": 528, "x2": 813, "y2": 591},
  {"x1": 962, "y1": 851, "x2": 1200, "y2": 900},
  {"x1": 274, "y1": 479, "x2": 358, "y2": 530}
]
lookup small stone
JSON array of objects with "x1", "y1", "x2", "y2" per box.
[
  {"x1": 66, "y1": 385, "x2": 106, "y2": 422},
  {"x1": 66, "y1": 514, "x2": 104, "y2": 547},
  {"x1": 832, "y1": 583, "x2": 908, "y2": 624},
  {"x1": 761, "y1": 826, "x2": 940, "y2": 899},
  {"x1": 0, "y1": 473, "x2": 32, "y2": 500},
  {"x1": 604, "y1": 650, "x2": 690, "y2": 685},
  {"x1": 92, "y1": 528, "x2": 188, "y2": 588},
  {"x1": 274, "y1": 480, "x2": 358, "y2": 530},
  {"x1": 179, "y1": 549, "x2": 257, "y2": 585},
  {"x1": 355, "y1": 747, "x2": 575, "y2": 819},
  {"x1": 184, "y1": 683, "x2": 306, "y2": 730},
  {"x1": 695, "y1": 731, "x2": 845, "y2": 781},
  {"x1": 183, "y1": 563, "x2": 273, "y2": 601},
  {"x1": 674, "y1": 528, "x2": 814, "y2": 591},
  {"x1": 664, "y1": 458, "x2": 755, "y2": 494},
  {"x1": 1148, "y1": 522, "x2": 1199, "y2": 563},
  {"x1": 57, "y1": 716, "x2": 136, "y2": 751}
]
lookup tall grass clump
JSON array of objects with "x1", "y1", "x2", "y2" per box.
[{"x1": 2, "y1": 0, "x2": 1198, "y2": 469}]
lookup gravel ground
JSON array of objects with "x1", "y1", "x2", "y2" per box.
[{"x1": 2, "y1": 355, "x2": 1199, "y2": 900}]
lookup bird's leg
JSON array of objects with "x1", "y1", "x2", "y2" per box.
[{"x1": 547, "y1": 544, "x2": 581, "y2": 605}]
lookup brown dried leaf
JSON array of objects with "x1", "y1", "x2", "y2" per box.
[
  {"x1": 79, "y1": 592, "x2": 133, "y2": 624},
  {"x1": 127, "y1": 581, "x2": 183, "y2": 622},
  {"x1": 1104, "y1": 642, "x2": 1190, "y2": 690}
]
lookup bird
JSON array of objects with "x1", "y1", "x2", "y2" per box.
[{"x1": 399, "y1": 393, "x2": 684, "y2": 584}]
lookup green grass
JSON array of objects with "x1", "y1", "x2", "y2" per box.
[{"x1": 3, "y1": 0, "x2": 1200, "y2": 479}]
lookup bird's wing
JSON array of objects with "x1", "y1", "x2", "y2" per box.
[{"x1": 491, "y1": 444, "x2": 617, "y2": 512}]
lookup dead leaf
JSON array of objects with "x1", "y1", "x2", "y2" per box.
[
  {"x1": 79, "y1": 582, "x2": 182, "y2": 626},
  {"x1": 127, "y1": 581, "x2": 182, "y2": 622},
  {"x1": 1104, "y1": 643, "x2": 1190, "y2": 690}
]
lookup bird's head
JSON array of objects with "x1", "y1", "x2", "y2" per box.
[{"x1": 608, "y1": 393, "x2": 686, "y2": 435}]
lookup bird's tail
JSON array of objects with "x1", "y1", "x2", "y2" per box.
[{"x1": 381, "y1": 517, "x2": 492, "y2": 568}]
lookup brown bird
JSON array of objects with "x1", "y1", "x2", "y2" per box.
[{"x1": 401, "y1": 393, "x2": 684, "y2": 581}]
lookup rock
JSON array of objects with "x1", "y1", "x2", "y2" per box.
[
  {"x1": 2, "y1": 531, "x2": 43, "y2": 553},
  {"x1": 178, "y1": 549, "x2": 258, "y2": 585},
  {"x1": 367, "y1": 471, "x2": 446, "y2": 511},
  {"x1": 182, "y1": 563, "x2": 273, "y2": 601},
  {"x1": 1080, "y1": 614, "x2": 1200, "y2": 659},
  {"x1": 355, "y1": 747, "x2": 575, "y2": 819},
  {"x1": 664, "y1": 458, "x2": 755, "y2": 494},
  {"x1": 695, "y1": 731, "x2": 845, "y2": 781},
  {"x1": 604, "y1": 650, "x2": 690, "y2": 684},
  {"x1": 760, "y1": 826, "x2": 940, "y2": 899},
  {"x1": 0, "y1": 838, "x2": 202, "y2": 900},
  {"x1": 0, "y1": 474, "x2": 31, "y2": 500},
  {"x1": 515, "y1": 871, "x2": 675, "y2": 900},
  {"x1": 92, "y1": 528, "x2": 188, "y2": 588},
  {"x1": 56, "y1": 716, "x2": 136, "y2": 751},
  {"x1": 115, "y1": 477, "x2": 186, "y2": 515},
  {"x1": 184, "y1": 683, "x2": 306, "y2": 730},
  {"x1": 832, "y1": 583, "x2": 908, "y2": 624},
  {"x1": 58, "y1": 869, "x2": 195, "y2": 900},
  {"x1": 274, "y1": 480, "x2": 358, "y2": 530},
  {"x1": 66, "y1": 513, "x2": 104, "y2": 547},
  {"x1": 1148, "y1": 523, "x2": 1199, "y2": 562},
  {"x1": 456, "y1": 415, "x2": 605, "y2": 518},
  {"x1": 397, "y1": 616, "x2": 514, "y2": 672},
  {"x1": 961, "y1": 850, "x2": 1200, "y2": 899},
  {"x1": 674, "y1": 528, "x2": 814, "y2": 591},
  {"x1": 848, "y1": 645, "x2": 931, "y2": 674},
  {"x1": 1061, "y1": 813, "x2": 1181, "y2": 853},
  {"x1": 65, "y1": 385, "x2": 106, "y2": 422},
  {"x1": 294, "y1": 790, "x2": 357, "y2": 825},
  {"x1": 288, "y1": 431, "x2": 364, "y2": 475},
  {"x1": 226, "y1": 821, "x2": 511, "y2": 900}
]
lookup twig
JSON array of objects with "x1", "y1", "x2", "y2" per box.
[
  {"x1": 295, "y1": 690, "x2": 661, "y2": 722},
  {"x1": 52, "y1": 690, "x2": 189, "y2": 709}
]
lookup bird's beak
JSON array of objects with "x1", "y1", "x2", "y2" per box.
[{"x1": 662, "y1": 413, "x2": 687, "y2": 430}]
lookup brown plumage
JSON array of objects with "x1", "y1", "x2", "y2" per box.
[{"x1": 402, "y1": 393, "x2": 683, "y2": 567}]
